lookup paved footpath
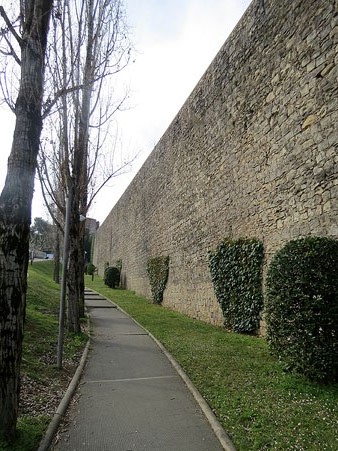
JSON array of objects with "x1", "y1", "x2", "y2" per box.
[{"x1": 53, "y1": 289, "x2": 229, "y2": 451}]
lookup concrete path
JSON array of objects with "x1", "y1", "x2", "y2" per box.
[{"x1": 53, "y1": 289, "x2": 229, "y2": 451}]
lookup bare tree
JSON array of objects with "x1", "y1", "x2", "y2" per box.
[
  {"x1": 39, "y1": 0, "x2": 132, "y2": 332},
  {"x1": 0, "y1": 0, "x2": 53, "y2": 443}
]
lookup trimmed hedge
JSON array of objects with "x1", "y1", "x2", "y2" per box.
[
  {"x1": 209, "y1": 238, "x2": 264, "y2": 333},
  {"x1": 147, "y1": 256, "x2": 169, "y2": 304},
  {"x1": 266, "y1": 236, "x2": 338, "y2": 383},
  {"x1": 104, "y1": 266, "x2": 120, "y2": 289},
  {"x1": 85, "y1": 262, "x2": 96, "y2": 276}
]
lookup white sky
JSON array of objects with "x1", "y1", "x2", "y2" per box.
[{"x1": 0, "y1": 0, "x2": 251, "y2": 224}]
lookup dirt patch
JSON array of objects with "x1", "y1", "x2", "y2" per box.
[{"x1": 19, "y1": 351, "x2": 83, "y2": 419}]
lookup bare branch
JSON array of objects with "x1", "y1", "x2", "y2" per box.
[
  {"x1": 0, "y1": 6, "x2": 23, "y2": 47},
  {"x1": 0, "y1": 67, "x2": 17, "y2": 113},
  {"x1": 86, "y1": 155, "x2": 137, "y2": 214},
  {"x1": 39, "y1": 0, "x2": 134, "y2": 250},
  {"x1": 42, "y1": 84, "x2": 85, "y2": 119},
  {"x1": 1, "y1": 32, "x2": 21, "y2": 65},
  {"x1": 37, "y1": 163, "x2": 64, "y2": 233}
]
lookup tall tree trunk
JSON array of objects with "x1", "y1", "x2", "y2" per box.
[
  {"x1": 66, "y1": 190, "x2": 81, "y2": 333},
  {"x1": 0, "y1": 1, "x2": 52, "y2": 442},
  {"x1": 67, "y1": 0, "x2": 94, "y2": 324},
  {"x1": 53, "y1": 226, "x2": 60, "y2": 284},
  {"x1": 78, "y1": 220, "x2": 85, "y2": 318},
  {"x1": 67, "y1": 187, "x2": 86, "y2": 328}
]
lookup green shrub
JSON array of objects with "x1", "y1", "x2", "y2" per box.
[
  {"x1": 147, "y1": 256, "x2": 169, "y2": 304},
  {"x1": 209, "y1": 238, "x2": 264, "y2": 333},
  {"x1": 85, "y1": 262, "x2": 96, "y2": 276},
  {"x1": 266, "y1": 236, "x2": 338, "y2": 383},
  {"x1": 104, "y1": 266, "x2": 120, "y2": 289}
]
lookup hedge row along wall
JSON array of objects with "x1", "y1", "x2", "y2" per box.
[{"x1": 93, "y1": 0, "x2": 338, "y2": 328}]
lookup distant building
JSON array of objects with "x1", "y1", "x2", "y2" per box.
[
  {"x1": 85, "y1": 218, "x2": 99, "y2": 236},
  {"x1": 84, "y1": 218, "x2": 99, "y2": 263}
]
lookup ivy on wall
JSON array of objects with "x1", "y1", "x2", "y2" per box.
[
  {"x1": 147, "y1": 255, "x2": 169, "y2": 304},
  {"x1": 266, "y1": 236, "x2": 338, "y2": 383},
  {"x1": 209, "y1": 238, "x2": 264, "y2": 333}
]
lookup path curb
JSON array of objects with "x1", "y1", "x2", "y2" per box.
[{"x1": 37, "y1": 340, "x2": 91, "y2": 451}]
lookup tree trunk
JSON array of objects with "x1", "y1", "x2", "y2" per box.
[
  {"x1": 64, "y1": 0, "x2": 94, "y2": 331},
  {"x1": 53, "y1": 227, "x2": 60, "y2": 284},
  {"x1": 78, "y1": 220, "x2": 85, "y2": 318},
  {"x1": 66, "y1": 191, "x2": 81, "y2": 334},
  {"x1": 66, "y1": 6, "x2": 93, "y2": 325},
  {"x1": 0, "y1": 1, "x2": 52, "y2": 442},
  {"x1": 66, "y1": 185, "x2": 88, "y2": 329}
]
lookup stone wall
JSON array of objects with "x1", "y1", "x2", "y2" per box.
[{"x1": 93, "y1": 0, "x2": 338, "y2": 326}]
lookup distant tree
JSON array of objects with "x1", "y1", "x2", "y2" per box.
[
  {"x1": 0, "y1": 0, "x2": 53, "y2": 443},
  {"x1": 30, "y1": 217, "x2": 54, "y2": 255}
]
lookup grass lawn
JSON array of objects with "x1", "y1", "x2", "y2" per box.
[
  {"x1": 0, "y1": 261, "x2": 88, "y2": 451},
  {"x1": 86, "y1": 275, "x2": 338, "y2": 451}
]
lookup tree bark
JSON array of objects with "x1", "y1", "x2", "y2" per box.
[
  {"x1": 66, "y1": 194, "x2": 81, "y2": 333},
  {"x1": 77, "y1": 220, "x2": 86, "y2": 318},
  {"x1": 53, "y1": 226, "x2": 60, "y2": 284},
  {"x1": 0, "y1": 1, "x2": 53, "y2": 442}
]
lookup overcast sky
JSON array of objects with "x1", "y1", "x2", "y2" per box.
[{"x1": 0, "y1": 0, "x2": 251, "y2": 224}]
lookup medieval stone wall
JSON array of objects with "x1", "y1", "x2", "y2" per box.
[{"x1": 93, "y1": 0, "x2": 338, "y2": 326}]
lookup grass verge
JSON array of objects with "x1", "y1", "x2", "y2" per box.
[
  {"x1": 0, "y1": 261, "x2": 88, "y2": 451},
  {"x1": 85, "y1": 275, "x2": 338, "y2": 451}
]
